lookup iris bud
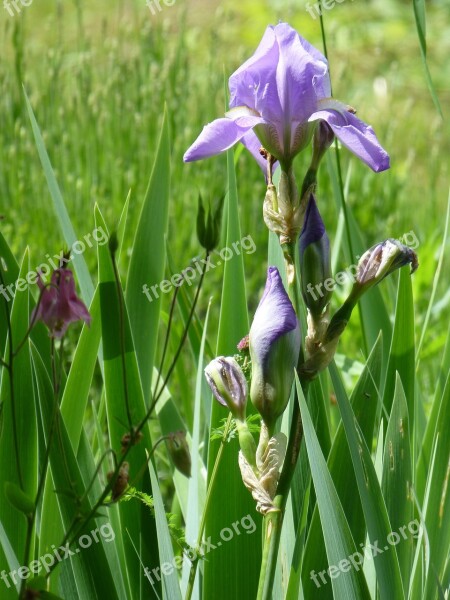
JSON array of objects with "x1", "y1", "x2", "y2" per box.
[
  {"x1": 299, "y1": 194, "x2": 332, "y2": 317},
  {"x1": 205, "y1": 357, "x2": 257, "y2": 469},
  {"x1": 249, "y1": 267, "x2": 300, "y2": 432},
  {"x1": 326, "y1": 238, "x2": 418, "y2": 341},
  {"x1": 355, "y1": 238, "x2": 418, "y2": 289},
  {"x1": 204, "y1": 356, "x2": 248, "y2": 422},
  {"x1": 196, "y1": 194, "x2": 224, "y2": 252},
  {"x1": 165, "y1": 431, "x2": 192, "y2": 478},
  {"x1": 300, "y1": 239, "x2": 418, "y2": 380}
]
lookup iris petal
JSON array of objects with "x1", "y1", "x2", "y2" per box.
[
  {"x1": 183, "y1": 115, "x2": 264, "y2": 162},
  {"x1": 309, "y1": 108, "x2": 390, "y2": 172}
]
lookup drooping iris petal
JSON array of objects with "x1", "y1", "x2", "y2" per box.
[
  {"x1": 249, "y1": 266, "x2": 300, "y2": 429},
  {"x1": 183, "y1": 115, "x2": 264, "y2": 162},
  {"x1": 309, "y1": 108, "x2": 390, "y2": 172}
]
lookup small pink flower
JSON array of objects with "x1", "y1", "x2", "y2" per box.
[{"x1": 31, "y1": 268, "x2": 91, "y2": 338}]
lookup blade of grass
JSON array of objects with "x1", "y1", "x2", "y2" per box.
[
  {"x1": 23, "y1": 89, "x2": 94, "y2": 305},
  {"x1": 302, "y1": 335, "x2": 383, "y2": 599},
  {"x1": 297, "y1": 374, "x2": 371, "y2": 600},
  {"x1": 412, "y1": 0, "x2": 444, "y2": 117},
  {"x1": 329, "y1": 361, "x2": 406, "y2": 600},
  {"x1": 202, "y1": 148, "x2": 261, "y2": 600},
  {"x1": 382, "y1": 374, "x2": 413, "y2": 591},
  {"x1": 125, "y1": 108, "x2": 170, "y2": 402}
]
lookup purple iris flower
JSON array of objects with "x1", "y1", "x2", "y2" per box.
[
  {"x1": 184, "y1": 23, "x2": 389, "y2": 172},
  {"x1": 249, "y1": 267, "x2": 300, "y2": 430}
]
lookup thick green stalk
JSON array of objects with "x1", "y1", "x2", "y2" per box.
[{"x1": 256, "y1": 241, "x2": 307, "y2": 599}]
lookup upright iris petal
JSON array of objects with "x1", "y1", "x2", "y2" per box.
[
  {"x1": 249, "y1": 267, "x2": 300, "y2": 431},
  {"x1": 184, "y1": 22, "x2": 389, "y2": 172}
]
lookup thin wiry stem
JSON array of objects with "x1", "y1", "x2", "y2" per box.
[
  {"x1": 138, "y1": 250, "x2": 210, "y2": 431},
  {"x1": 153, "y1": 284, "x2": 180, "y2": 399},
  {"x1": 47, "y1": 250, "x2": 210, "y2": 572}
]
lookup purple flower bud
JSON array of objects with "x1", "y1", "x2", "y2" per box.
[
  {"x1": 325, "y1": 238, "x2": 418, "y2": 344},
  {"x1": 299, "y1": 194, "x2": 332, "y2": 316},
  {"x1": 249, "y1": 267, "x2": 300, "y2": 430},
  {"x1": 355, "y1": 239, "x2": 418, "y2": 288},
  {"x1": 204, "y1": 357, "x2": 248, "y2": 421}
]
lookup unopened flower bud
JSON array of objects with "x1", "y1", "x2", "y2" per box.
[
  {"x1": 299, "y1": 194, "x2": 332, "y2": 316},
  {"x1": 249, "y1": 267, "x2": 300, "y2": 432},
  {"x1": 166, "y1": 431, "x2": 191, "y2": 478},
  {"x1": 204, "y1": 356, "x2": 247, "y2": 421},
  {"x1": 196, "y1": 194, "x2": 224, "y2": 252},
  {"x1": 300, "y1": 239, "x2": 418, "y2": 381},
  {"x1": 107, "y1": 462, "x2": 129, "y2": 501},
  {"x1": 354, "y1": 239, "x2": 418, "y2": 290}
]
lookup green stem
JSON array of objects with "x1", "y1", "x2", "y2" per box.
[
  {"x1": 153, "y1": 284, "x2": 180, "y2": 399},
  {"x1": 20, "y1": 337, "x2": 65, "y2": 599},
  {"x1": 48, "y1": 250, "x2": 210, "y2": 574},
  {"x1": 318, "y1": 7, "x2": 368, "y2": 357},
  {"x1": 185, "y1": 413, "x2": 233, "y2": 600},
  {"x1": 256, "y1": 242, "x2": 308, "y2": 600}
]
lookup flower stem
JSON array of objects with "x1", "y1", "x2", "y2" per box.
[
  {"x1": 256, "y1": 242, "x2": 307, "y2": 599},
  {"x1": 185, "y1": 413, "x2": 233, "y2": 600},
  {"x1": 256, "y1": 383, "x2": 307, "y2": 600},
  {"x1": 47, "y1": 250, "x2": 210, "y2": 575}
]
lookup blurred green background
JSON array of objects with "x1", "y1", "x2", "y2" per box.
[{"x1": 1, "y1": 0, "x2": 449, "y2": 400}]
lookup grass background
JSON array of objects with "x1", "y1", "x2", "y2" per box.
[{"x1": 1, "y1": 0, "x2": 449, "y2": 413}]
